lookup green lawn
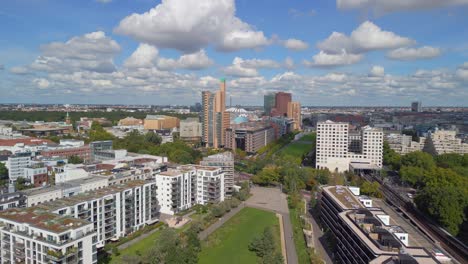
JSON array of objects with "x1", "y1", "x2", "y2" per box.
[
  {"x1": 299, "y1": 133, "x2": 316, "y2": 142},
  {"x1": 198, "y1": 207, "x2": 281, "y2": 264},
  {"x1": 279, "y1": 142, "x2": 313, "y2": 157},
  {"x1": 109, "y1": 229, "x2": 163, "y2": 263}
]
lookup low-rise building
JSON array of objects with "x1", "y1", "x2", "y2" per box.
[
  {"x1": 144, "y1": 115, "x2": 180, "y2": 130},
  {"x1": 118, "y1": 117, "x2": 143, "y2": 126},
  {"x1": 225, "y1": 122, "x2": 275, "y2": 153},
  {"x1": 386, "y1": 133, "x2": 425, "y2": 155},
  {"x1": 41, "y1": 139, "x2": 91, "y2": 162},
  {"x1": 180, "y1": 118, "x2": 202, "y2": 143},
  {"x1": 424, "y1": 129, "x2": 467, "y2": 155},
  {"x1": 0, "y1": 207, "x2": 97, "y2": 264},
  {"x1": 320, "y1": 185, "x2": 442, "y2": 264},
  {"x1": 23, "y1": 162, "x2": 48, "y2": 187},
  {"x1": 0, "y1": 191, "x2": 25, "y2": 211}
]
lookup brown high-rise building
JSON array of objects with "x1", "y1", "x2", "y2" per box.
[
  {"x1": 287, "y1": 101, "x2": 302, "y2": 131},
  {"x1": 202, "y1": 79, "x2": 229, "y2": 148},
  {"x1": 273, "y1": 92, "x2": 292, "y2": 117}
]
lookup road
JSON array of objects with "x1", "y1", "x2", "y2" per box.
[{"x1": 245, "y1": 187, "x2": 299, "y2": 264}]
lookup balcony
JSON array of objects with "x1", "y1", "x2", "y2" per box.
[
  {"x1": 15, "y1": 243, "x2": 25, "y2": 250},
  {"x1": 46, "y1": 247, "x2": 78, "y2": 262}
]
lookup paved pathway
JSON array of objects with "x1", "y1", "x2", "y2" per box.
[
  {"x1": 306, "y1": 210, "x2": 333, "y2": 264},
  {"x1": 198, "y1": 203, "x2": 245, "y2": 240},
  {"x1": 245, "y1": 187, "x2": 299, "y2": 264}
]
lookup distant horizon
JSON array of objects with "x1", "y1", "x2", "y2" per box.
[{"x1": 0, "y1": 102, "x2": 467, "y2": 109}]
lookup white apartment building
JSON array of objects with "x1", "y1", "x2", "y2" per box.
[
  {"x1": 200, "y1": 152, "x2": 234, "y2": 196},
  {"x1": 6, "y1": 152, "x2": 32, "y2": 183},
  {"x1": 424, "y1": 129, "x2": 467, "y2": 155},
  {"x1": 156, "y1": 165, "x2": 225, "y2": 215},
  {"x1": 182, "y1": 165, "x2": 225, "y2": 206},
  {"x1": 22, "y1": 176, "x2": 109, "y2": 207},
  {"x1": 386, "y1": 134, "x2": 425, "y2": 155},
  {"x1": 0, "y1": 126, "x2": 13, "y2": 136},
  {"x1": 36, "y1": 180, "x2": 159, "y2": 248},
  {"x1": 316, "y1": 120, "x2": 383, "y2": 172},
  {"x1": 53, "y1": 164, "x2": 89, "y2": 184},
  {"x1": 0, "y1": 207, "x2": 97, "y2": 264}
]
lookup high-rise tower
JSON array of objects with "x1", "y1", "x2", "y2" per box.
[{"x1": 202, "y1": 79, "x2": 229, "y2": 148}]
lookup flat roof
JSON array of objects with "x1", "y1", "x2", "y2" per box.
[
  {"x1": 324, "y1": 186, "x2": 364, "y2": 210},
  {"x1": 0, "y1": 207, "x2": 90, "y2": 234},
  {"x1": 158, "y1": 170, "x2": 183, "y2": 177},
  {"x1": 37, "y1": 180, "x2": 150, "y2": 211}
]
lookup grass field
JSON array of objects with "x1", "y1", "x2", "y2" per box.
[
  {"x1": 299, "y1": 133, "x2": 316, "y2": 142},
  {"x1": 279, "y1": 142, "x2": 313, "y2": 157},
  {"x1": 109, "y1": 229, "x2": 163, "y2": 263},
  {"x1": 198, "y1": 207, "x2": 281, "y2": 264}
]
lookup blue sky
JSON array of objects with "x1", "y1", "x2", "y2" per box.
[{"x1": 1, "y1": 0, "x2": 468, "y2": 106}]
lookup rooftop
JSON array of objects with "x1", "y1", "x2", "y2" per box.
[
  {"x1": 0, "y1": 207, "x2": 90, "y2": 234},
  {"x1": 0, "y1": 138, "x2": 54, "y2": 147},
  {"x1": 37, "y1": 180, "x2": 150, "y2": 211},
  {"x1": 325, "y1": 185, "x2": 363, "y2": 210}
]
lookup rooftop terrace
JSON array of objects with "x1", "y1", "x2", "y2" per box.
[{"x1": 0, "y1": 207, "x2": 90, "y2": 234}]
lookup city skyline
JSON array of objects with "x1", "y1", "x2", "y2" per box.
[{"x1": 1, "y1": 0, "x2": 468, "y2": 106}]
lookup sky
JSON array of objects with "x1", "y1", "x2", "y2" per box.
[{"x1": 1, "y1": 0, "x2": 468, "y2": 106}]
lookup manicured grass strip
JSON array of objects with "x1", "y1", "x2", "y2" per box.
[
  {"x1": 198, "y1": 207, "x2": 280, "y2": 264},
  {"x1": 289, "y1": 207, "x2": 311, "y2": 264},
  {"x1": 109, "y1": 229, "x2": 163, "y2": 263}
]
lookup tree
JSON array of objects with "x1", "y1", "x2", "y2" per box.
[
  {"x1": 249, "y1": 227, "x2": 283, "y2": 263},
  {"x1": 68, "y1": 155, "x2": 84, "y2": 164},
  {"x1": 88, "y1": 123, "x2": 114, "y2": 142},
  {"x1": 252, "y1": 165, "x2": 280, "y2": 185},
  {"x1": 415, "y1": 186, "x2": 467, "y2": 236},
  {"x1": 360, "y1": 181, "x2": 382, "y2": 198},
  {"x1": 145, "y1": 228, "x2": 179, "y2": 264},
  {"x1": 15, "y1": 177, "x2": 32, "y2": 191},
  {"x1": 168, "y1": 149, "x2": 193, "y2": 164},
  {"x1": 145, "y1": 131, "x2": 162, "y2": 145},
  {"x1": 0, "y1": 163, "x2": 8, "y2": 179},
  {"x1": 399, "y1": 166, "x2": 426, "y2": 188},
  {"x1": 401, "y1": 151, "x2": 435, "y2": 170}
]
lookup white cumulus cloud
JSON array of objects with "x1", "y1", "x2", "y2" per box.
[
  {"x1": 157, "y1": 49, "x2": 214, "y2": 70},
  {"x1": 283, "y1": 38, "x2": 309, "y2": 51},
  {"x1": 31, "y1": 31, "x2": 121, "y2": 73},
  {"x1": 387, "y1": 46, "x2": 442, "y2": 60},
  {"x1": 222, "y1": 57, "x2": 259, "y2": 77},
  {"x1": 370, "y1": 65, "x2": 385, "y2": 77},
  {"x1": 304, "y1": 50, "x2": 363, "y2": 67},
  {"x1": 114, "y1": 0, "x2": 269, "y2": 53},
  {"x1": 33, "y1": 78, "x2": 50, "y2": 89},
  {"x1": 318, "y1": 21, "x2": 414, "y2": 54},
  {"x1": 124, "y1": 44, "x2": 159, "y2": 69}
]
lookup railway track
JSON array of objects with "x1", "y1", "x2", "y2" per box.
[{"x1": 362, "y1": 173, "x2": 468, "y2": 263}]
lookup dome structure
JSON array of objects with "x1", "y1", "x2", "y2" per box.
[{"x1": 233, "y1": 116, "x2": 249, "y2": 124}]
